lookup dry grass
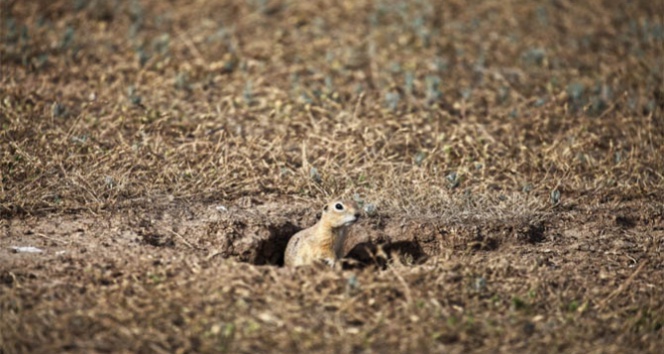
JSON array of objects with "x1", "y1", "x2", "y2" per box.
[{"x1": 1, "y1": 0, "x2": 663, "y2": 353}]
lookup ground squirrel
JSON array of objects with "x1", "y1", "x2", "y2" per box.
[{"x1": 284, "y1": 200, "x2": 361, "y2": 267}]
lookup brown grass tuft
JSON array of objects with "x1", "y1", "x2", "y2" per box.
[{"x1": 1, "y1": 0, "x2": 663, "y2": 352}]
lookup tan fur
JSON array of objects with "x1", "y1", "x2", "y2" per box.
[{"x1": 284, "y1": 200, "x2": 361, "y2": 267}]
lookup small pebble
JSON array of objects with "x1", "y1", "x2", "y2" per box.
[{"x1": 11, "y1": 246, "x2": 44, "y2": 253}]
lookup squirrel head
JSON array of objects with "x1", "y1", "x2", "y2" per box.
[{"x1": 321, "y1": 200, "x2": 361, "y2": 229}]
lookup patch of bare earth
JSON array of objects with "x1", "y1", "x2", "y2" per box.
[{"x1": 1, "y1": 197, "x2": 662, "y2": 353}]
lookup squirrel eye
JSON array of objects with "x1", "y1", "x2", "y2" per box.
[{"x1": 334, "y1": 203, "x2": 344, "y2": 211}]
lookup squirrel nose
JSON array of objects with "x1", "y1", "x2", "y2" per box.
[{"x1": 354, "y1": 212, "x2": 361, "y2": 219}]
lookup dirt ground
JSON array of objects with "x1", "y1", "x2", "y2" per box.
[{"x1": 1, "y1": 0, "x2": 663, "y2": 353}]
